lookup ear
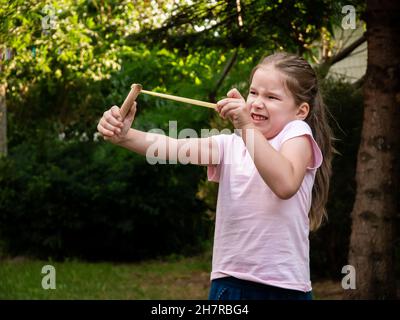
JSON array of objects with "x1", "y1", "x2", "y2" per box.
[{"x1": 296, "y1": 102, "x2": 310, "y2": 120}]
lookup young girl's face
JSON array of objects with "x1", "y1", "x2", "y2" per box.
[{"x1": 247, "y1": 65, "x2": 299, "y2": 139}]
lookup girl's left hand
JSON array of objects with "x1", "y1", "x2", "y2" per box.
[{"x1": 217, "y1": 88, "x2": 254, "y2": 130}]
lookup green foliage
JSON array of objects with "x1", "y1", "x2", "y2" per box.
[
  {"x1": 139, "y1": 0, "x2": 345, "y2": 55},
  {"x1": 1, "y1": 0, "x2": 245, "y2": 261},
  {"x1": 0, "y1": 138, "x2": 211, "y2": 260}
]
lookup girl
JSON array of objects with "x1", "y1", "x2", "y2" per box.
[{"x1": 97, "y1": 52, "x2": 333, "y2": 300}]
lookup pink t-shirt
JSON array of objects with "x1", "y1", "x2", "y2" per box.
[{"x1": 207, "y1": 120, "x2": 323, "y2": 292}]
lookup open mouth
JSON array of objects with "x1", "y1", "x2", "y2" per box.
[{"x1": 251, "y1": 113, "x2": 268, "y2": 121}]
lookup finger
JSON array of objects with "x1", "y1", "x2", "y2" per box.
[
  {"x1": 97, "y1": 123, "x2": 115, "y2": 137},
  {"x1": 227, "y1": 88, "x2": 244, "y2": 100},
  {"x1": 225, "y1": 109, "x2": 240, "y2": 121},
  {"x1": 216, "y1": 98, "x2": 235, "y2": 114},
  {"x1": 224, "y1": 112, "x2": 233, "y2": 122},
  {"x1": 220, "y1": 102, "x2": 242, "y2": 118},
  {"x1": 219, "y1": 103, "x2": 233, "y2": 118},
  {"x1": 218, "y1": 97, "x2": 243, "y2": 107},
  {"x1": 216, "y1": 99, "x2": 227, "y2": 110},
  {"x1": 100, "y1": 119, "x2": 121, "y2": 134},
  {"x1": 103, "y1": 111, "x2": 123, "y2": 128},
  {"x1": 110, "y1": 106, "x2": 122, "y2": 121}
]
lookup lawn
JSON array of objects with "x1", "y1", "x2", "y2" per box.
[
  {"x1": 0, "y1": 253, "x2": 211, "y2": 300},
  {"x1": 0, "y1": 252, "x2": 342, "y2": 300}
]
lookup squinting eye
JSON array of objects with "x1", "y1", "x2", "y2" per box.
[
  {"x1": 268, "y1": 96, "x2": 278, "y2": 100},
  {"x1": 250, "y1": 91, "x2": 256, "y2": 95}
]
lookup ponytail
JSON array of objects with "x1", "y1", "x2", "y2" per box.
[{"x1": 305, "y1": 91, "x2": 333, "y2": 230}]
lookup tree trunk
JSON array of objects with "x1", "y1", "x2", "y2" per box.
[
  {"x1": 345, "y1": 0, "x2": 400, "y2": 299},
  {"x1": 0, "y1": 83, "x2": 7, "y2": 157}
]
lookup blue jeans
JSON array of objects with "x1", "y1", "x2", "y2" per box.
[{"x1": 208, "y1": 277, "x2": 313, "y2": 300}]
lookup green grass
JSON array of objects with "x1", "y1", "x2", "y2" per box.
[
  {"x1": 0, "y1": 252, "x2": 212, "y2": 300},
  {"x1": 0, "y1": 250, "x2": 344, "y2": 300}
]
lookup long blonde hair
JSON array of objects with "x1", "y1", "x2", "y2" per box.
[{"x1": 251, "y1": 52, "x2": 333, "y2": 231}]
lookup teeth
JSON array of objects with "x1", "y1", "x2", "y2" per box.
[{"x1": 252, "y1": 114, "x2": 267, "y2": 120}]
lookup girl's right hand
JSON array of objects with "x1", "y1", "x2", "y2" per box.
[{"x1": 97, "y1": 103, "x2": 136, "y2": 144}]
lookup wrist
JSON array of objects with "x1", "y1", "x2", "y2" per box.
[
  {"x1": 240, "y1": 123, "x2": 260, "y2": 143},
  {"x1": 116, "y1": 128, "x2": 133, "y2": 145},
  {"x1": 242, "y1": 122, "x2": 256, "y2": 131}
]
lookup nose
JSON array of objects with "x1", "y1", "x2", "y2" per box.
[{"x1": 251, "y1": 98, "x2": 265, "y2": 110}]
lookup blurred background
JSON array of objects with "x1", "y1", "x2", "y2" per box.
[{"x1": 0, "y1": 0, "x2": 398, "y2": 299}]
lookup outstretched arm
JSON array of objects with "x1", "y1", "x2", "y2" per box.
[{"x1": 97, "y1": 105, "x2": 219, "y2": 165}]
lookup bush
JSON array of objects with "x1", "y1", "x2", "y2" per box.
[{"x1": 0, "y1": 138, "x2": 211, "y2": 261}]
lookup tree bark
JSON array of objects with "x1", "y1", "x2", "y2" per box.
[
  {"x1": 345, "y1": 0, "x2": 400, "y2": 299},
  {"x1": 0, "y1": 83, "x2": 7, "y2": 157}
]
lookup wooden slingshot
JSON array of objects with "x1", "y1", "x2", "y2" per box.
[{"x1": 119, "y1": 84, "x2": 217, "y2": 119}]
